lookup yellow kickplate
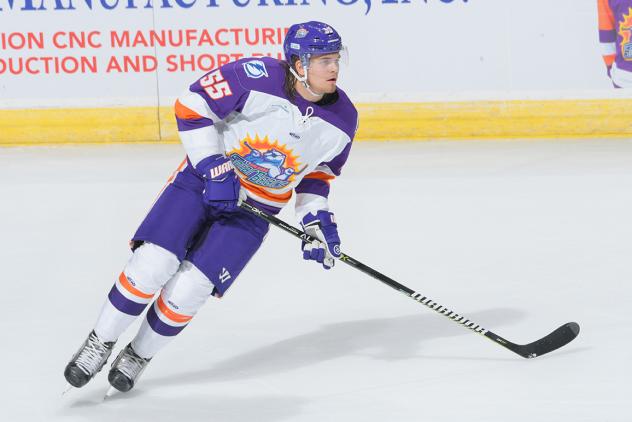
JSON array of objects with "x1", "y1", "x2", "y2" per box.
[{"x1": 2, "y1": 99, "x2": 632, "y2": 146}]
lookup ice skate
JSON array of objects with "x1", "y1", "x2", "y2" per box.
[
  {"x1": 64, "y1": 330, "x2": 115, "y2": 388},
  {"x1": 107, "y1": 343, "x2": 151, "y2": 393}
]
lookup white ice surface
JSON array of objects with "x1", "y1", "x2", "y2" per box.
[{"x1": 1, "y1": 139, "x2": 631, "y2": 421}]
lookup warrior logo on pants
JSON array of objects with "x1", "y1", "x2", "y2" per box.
[{"x1": 218, "y1": 267, "x2": 231, "y2": 284}]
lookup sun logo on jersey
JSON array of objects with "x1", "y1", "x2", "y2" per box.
[
  {"x1": 228, "y1": 134, "x2": 308, "y2": 189},
  {"x1": 619, "y1": 8, "x2": 632, "y2": 60}
]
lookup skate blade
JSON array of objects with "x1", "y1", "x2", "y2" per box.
[
  {"x1": 61, "y1": 384, "x2": 73, "y2": 397},
  {"x1": 103, "y1": 386, "x2": 117, "y2": 401}
]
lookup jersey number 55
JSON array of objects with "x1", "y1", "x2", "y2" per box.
[{"x1": 200, "y1": 69, "x2": 233, "y2": 100}]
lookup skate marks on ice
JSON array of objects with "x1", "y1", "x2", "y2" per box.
[
  {"x1": 144, "y1": 308, "x2": 530, "y2": 390},
  {"x1": 62, "y1": 393, "x2": 307, "y2": 422}
]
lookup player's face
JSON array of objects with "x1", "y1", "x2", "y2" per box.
[{"x1": 307, "y1": 53, "x2": 340, "y2": 94}]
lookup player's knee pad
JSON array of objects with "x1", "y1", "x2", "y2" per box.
[
  {"x1": 159, "y1": 261, "x2": 215, "y2": 317},
  {"x1": 123, "y1": 242, "x2": 180, "y2": 294}
]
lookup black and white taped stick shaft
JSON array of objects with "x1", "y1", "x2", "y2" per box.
[{"x1": 240, "y1": 202, "x2": 580, "y2": 359}]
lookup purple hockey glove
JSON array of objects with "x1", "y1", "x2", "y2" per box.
[
  {"x1": 301, "y1": 210, "x2": 341, "y2": 270},
  {"x1": 195, "y1": 154, "x2": 244, "y2": 213}
]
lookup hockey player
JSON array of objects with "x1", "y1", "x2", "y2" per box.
[
  {"x1": 63, "y1": 21, "x2": 358, "y2": 393},
  {"x1": 598, "y1": 0, "x2": 632, "y2": 87}
]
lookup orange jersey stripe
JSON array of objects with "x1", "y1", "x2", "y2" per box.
[
  {"x1": 166, "y1": 158, "x2": 188, "y2": 184},
  {"x1": 604, "y1": 54, "x2": 616, "y2": 66},
  {"x1": 175, "y1": 99, "x2": 203, "y2": 120},
  {"x1": 304, "y1": 171, "x2": 335, "y2": 182},
  {"x1": 598, "y1": 0, "x2": 615, "y2": 30},
  {"x1": 240, "y1": 178, "x2": 293, "y2": 202},
  {"x1": 157, "y1": 295, "x2": 193, "y2": 323},
  {"x1": 150, "y1": 158, "x2": 187, "y2": 205},
  {"x1": 119, "y1": 272, "x2": 154, "y2": 300}
]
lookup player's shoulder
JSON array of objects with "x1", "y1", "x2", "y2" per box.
[
  {"x1": 321, "y1": 87, "x2": 358, "y2": 141},
  {"x1": 333, "y1": 87, "x2": 358, "y2": 122},
  {"x1": 224, "y1": 57, "x2": 286, "y2": 95}
]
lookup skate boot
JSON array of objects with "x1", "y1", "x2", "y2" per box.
[
  {"x1": 108, "y1": 343, "x2": 151, "y2": 392},
  {"x1": 64, "y1": 330, "x2": 115, "y2": 388}
]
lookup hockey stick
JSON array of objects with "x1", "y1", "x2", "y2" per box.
[{"x1": 240, "y1": 202, "x2": 580, "y2": 359}]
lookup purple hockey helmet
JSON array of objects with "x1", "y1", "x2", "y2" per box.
[{"x1": 283, "y1": 21, "x2": 344, "y2": 69}]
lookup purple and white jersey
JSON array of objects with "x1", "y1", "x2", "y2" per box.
[{"x1": 174, "y1": 57, "x2": 358, "y2": 217}]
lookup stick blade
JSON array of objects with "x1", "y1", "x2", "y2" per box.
[{"x1": 518, "y1": 322, "x2": 580, "y2": 359}]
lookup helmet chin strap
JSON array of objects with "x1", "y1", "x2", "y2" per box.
[{"x1": 289, "y1": 66, "x2": 323, "y2": 99}]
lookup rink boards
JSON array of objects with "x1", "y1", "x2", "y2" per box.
[{"x1": 2, "y1": 98, "x2": 632, "y2": 146}]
